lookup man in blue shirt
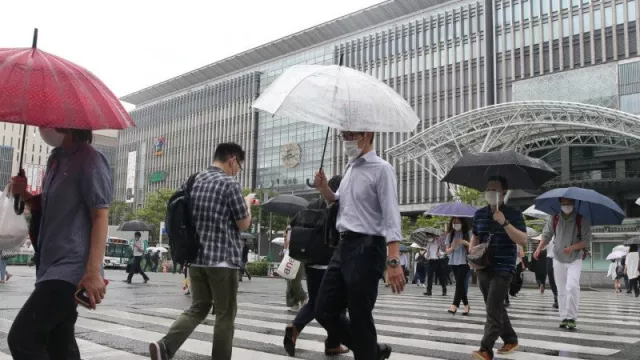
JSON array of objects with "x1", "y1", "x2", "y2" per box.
[{"x1": 470, "y1": 176, "x2": 527, "y2": 360}]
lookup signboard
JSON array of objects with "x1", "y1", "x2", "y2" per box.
[
  {"x1": 154, "y1": 136, "x2": 166, "y2": 156},
  {"x1": 149, "y1": 171, "x2": 166, "y2": 183},
  {"x1": 125, "y1": 151, "x2": 137, "y2": 203},
  {"x1": 25, "y1": 165, "x2": 45, "y2": 194}
]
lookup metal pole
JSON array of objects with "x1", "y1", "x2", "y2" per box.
[
  {"x1": 257, "y1": 206, "x2": 262, "y2": 258},
  {"x1": 268, "y1": 213, "x2": 273, "y2": 255}
]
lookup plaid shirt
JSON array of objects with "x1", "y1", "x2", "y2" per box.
[
  {"x1": 185, "y1": 166, "x2": 249, "y2": 267},
  {"x1": 472, "y1": 205, "x2": 526, "y2": 274}
]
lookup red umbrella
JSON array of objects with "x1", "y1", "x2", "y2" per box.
[{"x1": 0, "y1": 29, "x2": 134, "y2": 213}]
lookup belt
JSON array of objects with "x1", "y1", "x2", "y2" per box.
[{"x1": 339, "y1": 231, "x2": 384, "y2": 241}]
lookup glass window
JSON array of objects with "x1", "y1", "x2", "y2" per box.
[
  {"x1": 573, "y1": 14, "x2": 580, "y2": 33},
  {"x1": 594, "y1": 9, "x2": 602, "y2": 29},
  {"x1": 542, "y1": 21, "x2": 550, "y2": 41},
  {"x1": 455, "y1": 18, "x2": 461, "y2": 38},
  {"x1": 553, "y1": 19, "x2": 560, "y2": 39},
  {"x1": 617, "y1": 3, "x2": 625, "y2": 25},
  {"x1": 523, "y1": 0, "x2": 530, "y2": 20},
  {"x1": 583, "y1": 12, "x2": 591, "y2": 32},
  {"x1": 605, "y1": 6, "x2": 613, "y2": 27},
  {"x1": 514, "y1": 3, "x2": 521, "y2": 22},
  {"x1": 497, "y1": 7, "x2": 503, "y2": 26},
  {"x1": 497, "y1": 34, "x2": 503, "y2": 52},
  {"x1": 515, "y1": 29, "x2": 521, "y2": 48},
  {"x1": 533, "y1": 24, "x2": 540, "y2": 43},
  {"x1": 533, "y1": 0, "x2": 541, "y2": 17},
  {"x1": 562, "y1": 0, "x2": 570, "y2": 9},
  {"x1": 630, "y1": 1, "x2": 637, "y2": 22},
  {"x1": 563, "y1": 16, "x2": 570, "y2": 35},
  {"x1": 524, "y1": 27, "x2": 531, "y2": 46},
  {"x1": 542, "y1": 0, "x2": 550, "y2": 16}
]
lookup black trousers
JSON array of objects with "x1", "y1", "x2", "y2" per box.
[
  {"x1": 426, "y1": 259, "x2": 447, "y2": 293},
  {"x1": 8, "y1": 280, "x2": 81, "y2": 360},
  {"x1": 630, "y1": 277, "x2": 640, "y2": 296},
  {"x1": 546, "y1": 257, "x2": 558, "y2": 299},
  {"x1": 314, "y1": 234, "x2": 386, "y2": 360},
  {"x1": 127, "y1": 256, "x2": 149, "y2": 282},
  {"x1": 477, "y1": 270, "x2": 518, "y2": 357},
  {"x1": 451, "y1": 264, "x2": 470, "y2": 307}
]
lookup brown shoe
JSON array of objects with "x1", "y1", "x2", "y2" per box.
[
  {"x1": 471, "y1": 350, "x2": 492, "y2": 360},
  {"x1": 497, "y1": 343, "x2": 519, "y2": 354},
  {"x1": 324, "y1": 345, "x2": 349, "y2": 356},
  {"x1": 283, "y1": 325, "x2": 298, "y2": 356}
]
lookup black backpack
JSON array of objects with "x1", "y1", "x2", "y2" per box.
[
  {"x1": 288, "y1": 199, "x2": 335, "y2": 266},
  {"x1": 166, "y1": 173, "x2": 201, "y2": 265}
]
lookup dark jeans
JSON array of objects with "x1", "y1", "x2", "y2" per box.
[
  {"x1": 314, "y1": 234, "x2": 386, "y2": 360},
  {"x1": 293, "y1": 266, "x2": 345, "y2": 347},
  {"x1": 630, "y1": 277, "x2": 640, "y2": 296},
  {"x1": 127, "y1": 256, "x2": 150, "y2": 282},
  {"x1": 477, "y1": 270, "x2": 518, "y2": 357},
  {"x1": 547, "y1": 257, "x2": 558, "y2": 299},
  {"x1": 426, "y1": 259, "x2": 447, "y2": 293},
  {"x1": 452, "y1": 264, "x2": 470, "y2": 307},
  {"x1": 416, "y1": 265, "x2": 426, "y2": 284},
  {"x1": 8, "y1": 280, "x2": 81, "y2": 360}
]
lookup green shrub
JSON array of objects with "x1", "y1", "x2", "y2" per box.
[{"x1": 246, "y1": 261, "x2": 270, "y2": 276}]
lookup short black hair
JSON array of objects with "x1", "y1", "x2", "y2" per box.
[
  {"x1": 134, "y1": 231, "x2": 141, "y2": 237},
  {"x1": 55, "y1": 128, "x2": 93, "y2": 144},
  {"x1": 328, "y1": 175, "x2": 342, "y2": 192},
  {"x1": 487, "y1": 176, "x2": 508, "y2": 191},
  {"x1": 214, "y1": 143, "x2": 245, "y2": 162}
]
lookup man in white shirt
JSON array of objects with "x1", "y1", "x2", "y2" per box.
[{"x1": 125, "y1": 232, "x2": 149, "y2": 284}]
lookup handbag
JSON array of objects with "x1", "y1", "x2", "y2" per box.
[
  {"x1": 467, "y1": 238, "x2": 492, "y2": 270},
  {"x1": 276, "y1": 254, "x2": 301, "y2": 280}
]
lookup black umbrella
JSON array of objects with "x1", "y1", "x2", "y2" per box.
[
  {"x1": 118, "y1": 220, "x2": 153, "y2": 232},
  {"x1": 441, "y1": 151, "x2": 557, "y2": 191},
  {"x1": 409, "y1": 227, "x2": 444, "y2": 248},
  {"x1": 624, "y1": 237, "x2": 640, "y2": 246},
  {"x1": 262, "y1": 194, "x2": 309, "y2": 217}
]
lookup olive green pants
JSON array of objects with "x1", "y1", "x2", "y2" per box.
[
  {"x1": 161, "y1": 267, "x2": 238, "y2": 360},
  {"x1": 286, "y1": 265, "x2": 307, "y2": 307}
]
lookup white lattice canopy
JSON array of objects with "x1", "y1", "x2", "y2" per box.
[{"x1": 386, "y1": 101, "x2": 640, "y2": 179}]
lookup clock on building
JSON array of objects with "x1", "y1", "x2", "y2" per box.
[{"x1": 281, "y1": 143, "x2": 302, "y2": 168}]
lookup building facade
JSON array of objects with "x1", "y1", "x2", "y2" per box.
[{"x1": 117, "y1": 0, "x2": 639, "y2": 215}]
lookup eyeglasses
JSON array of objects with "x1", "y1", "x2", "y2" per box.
[{"x1": 236, "y1": 158, "x2": 243, "y2": 172}]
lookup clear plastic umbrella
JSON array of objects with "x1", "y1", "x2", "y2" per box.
[
  {"x1": 606, "y1": 251, "x2": 627, "y2": 260},
  {"x1": 523, "y1": 205, "x2": 550, "y2": 219}
]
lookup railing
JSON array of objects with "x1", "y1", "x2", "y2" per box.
[{"x1": 543, "y1": 169, "x2": 640, "y2": 186}]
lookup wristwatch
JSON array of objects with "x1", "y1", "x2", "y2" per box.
[
  {"x1": 387, "y1": 257, "x2": 400, "y2": 268},
  {"x1": 502, "y1": 219, "x2": 510, "y2": 227}
]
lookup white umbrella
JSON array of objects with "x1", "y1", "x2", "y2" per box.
[
  {"x1": 271, "y1": 237, "x2": 285, "y2": 246},
  {"x1": 147, "y1": 246, "x2": 168, "y2": 253},
  {"x1": 526, "y1": 227, "x2": 539, "y2": 238},
  {"x1": 636, "y1": 197, "x2": 640, "y2": 206},
  {"x1": 606, "y1": 250, "x2": 627, "y2": 260},
  {"x1": 410, "y1": 242, "x2": 423, "y2": 249},
  {"x1": 523, "y1": 205, "x2": 549, "y2": 219},
  {"x1": 252, "y1": 65, "x2": 419, "y2": 133},
  {"x1": 612, "y1": 245, "x2": 630, "y2": 254}
]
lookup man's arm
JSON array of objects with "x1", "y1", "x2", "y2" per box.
[
  {"x1": 377, "y1": 164, "x2": 403, "y2": 257},
  {"x1": 534, "y1": 218, "x2": 554, "y2": 258},
  {"x1": 227, "y1": 183, "x2": 252, "y2": 231},
  {"x1": 504, "y1": 211, "x2": 528, "y2": 246},
  {"x1": 569, "y1": 218, "x2": 590, "y2": 252}
]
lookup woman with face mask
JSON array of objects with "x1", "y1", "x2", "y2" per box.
[
  {"x1": 445, "y1": 217, "x2": 471, "y2": 315},
  {"x1": 7, "y1": 127, "x2": 112, "y2": 359}
]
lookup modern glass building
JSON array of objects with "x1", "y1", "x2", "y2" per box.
[{"x1": 117, "y1": 0, "x2": 640, "y2": 217}]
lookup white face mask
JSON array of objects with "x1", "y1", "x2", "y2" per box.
[
  {"x1": 343, "y1": 140, "x2": 362, "y2": 159},
  {"x1": 485, "y1": 190, "x2": 501, "y2": 205},
  {"x1": 561, "y1": 205, "x2": 573, "y2": 214},
  {"x1": 452, "y1": 224, "x2": 462, "y2": 231},
  {"x1": 39, "y1": 128, "x2": 65, "y2": 148}
]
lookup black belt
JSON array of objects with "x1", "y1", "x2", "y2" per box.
[{"x1": 339, "y1": 231, "x2": 384, "y2": 241}]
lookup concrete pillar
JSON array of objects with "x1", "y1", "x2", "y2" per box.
[
  {"x1": 560, "y1": 147, "x2": 571, "y2": 181},
  {"x1": 616, "y1": 159, "x2": 626, "y2": 179}
]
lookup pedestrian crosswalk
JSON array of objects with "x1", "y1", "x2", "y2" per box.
[{"x1": 0, "y1": 287, "x2": 638, "y2": 359}]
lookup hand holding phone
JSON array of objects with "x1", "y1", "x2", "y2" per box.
[
  {"x1": 246, "y1": 193, "x2": 259, "y2": 206},
  {"x1": 75, "y1": 279, "x2": 109, "y2": 310}
]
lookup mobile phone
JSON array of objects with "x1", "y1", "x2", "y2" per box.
[
  {"x1": 247, "y1": 193, "x2": 259, "y2": 205},
  {"x1": 75, "y1": 279, "x2": 109, "y2": 309}
]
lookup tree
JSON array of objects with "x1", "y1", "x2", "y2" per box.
[
  {"x1": 456, "y1": 186, "x2": 487, "y2": 207},
  {"x1": 109, "y1": 200, "x2": 135, "y2": 226},
  {"x1": 402, "y1": 215, "x2": 449, "y2": 238},
  {"x1": 133, "y1": 189, "x2": 174, "y2": 242}
]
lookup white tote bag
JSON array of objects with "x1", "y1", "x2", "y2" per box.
[
  {"x1": 0, "y1": 186, "x2": 29, "y2": 251},
  {"x1": 276, "y1": 254, "x2": 300, "y2": 280}
]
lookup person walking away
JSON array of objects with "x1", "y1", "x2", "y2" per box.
[
  {"x1": 534, "y1": 198, "x2": 591, "y2": 330},
  {"x1": 414, "y1": 248, "x2": 427, "y2": 288},
  {"x1": 313, "y1": 131, "x2": 404, "y2": 360},
  {"x1": 125, "y1": 232, "x2": 150, "y2": 284},
  {"x1": 282, "y1": 226, "x2": 307, "y2": 312},
  {"x1": 533, "y1": 242, "x2": 548, "y2": 293},
  {"x1": 0, "y1": 250, "x2": 13, "y2": 283},
  {"x1": 470, "y1": 176, "x2": 528, "y2": 360},
  {"x1": 8, "y1": 128, "x2": 111, "y2": 359},
  {"x1": 399, "y1": 251, "x2": 409, "y2": 283},
  {"x1": 445, "y1": 217, "x2": 471, "y2": 315},
  {"x1": 545, "y1": 238, "x2": 559, "y2": 308},
  {"x1": 144, "y1": 250, "x2": 153, "y2": 272},
  {"x1": 152, "y1": 250, "x2": 161, "y2": 272},
  {"x1": 625, "y1": 244, "x2": 639, "y2": 297},
  {"x1": 149, "y1": 143, "x2": 254, "y2": 360},
  {"x1": 423, "y1": 234, "x2": 447, "y2": 296},
  {"x1": 239, "y1": 239, "x2": 251, "y2": 281},
  {"x1": 606, "y1": 258, "x2": 624, "y2": 293},
  {"x1": 284, "y1": 175, "x2": 349, "y2": 356}
]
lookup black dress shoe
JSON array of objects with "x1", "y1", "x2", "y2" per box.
[{"x1": 378, "y1": 343, "x2": 392, "y2": 360}]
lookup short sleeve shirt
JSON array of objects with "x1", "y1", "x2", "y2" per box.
[{"x1": 472, "y1": 205, "x2": 526, "y2": 274}]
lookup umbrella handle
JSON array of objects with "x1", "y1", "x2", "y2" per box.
[
  {"x1": 306, "y1": 178, "x2": 316, "y2": 188},
  {"x1": 14, "y1": 196, "x2": 25, "y2": 215}
]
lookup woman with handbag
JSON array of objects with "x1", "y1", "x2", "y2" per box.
[{"x1": 444, "y1": 217, "x2": 471, "y2": 315}]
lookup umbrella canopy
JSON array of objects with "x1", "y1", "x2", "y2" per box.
[
  {"x1": 410, "y1": 242, "x2": 423, "y2": 249},
  {"x1": 534, "y1": 187, "x2": 625, "y2": 226},
  {"x1": 612, "y1": 245, "x2": 630, "y2": 253},
  {"x1": 504, "y1": 189, "x2": 540, "y2": 203},
  {"x1": 118, "y1": 220, "x2": 153, "y2": 232},
  {"x1": 526, "y1": 227, "x2": 539, "y2": 238},
  {"x1": 606, "y1": 251, "x2": 627, "y2": 260},
  {"x1": 624, "y1": 237, "x2": 640, "y2": 246},
  {"x1": 147, "y1": 246, "x2": 168, "y2": 253},
  {"x1": 252, "y1": 64, "x2": 419, "y2": 132},
  {"x1": 441, "y1": 151, "x2": 557, "y2": 191},
  {"x1": 425, "y1": 202, "x2": 477, "y2": 218},
  {"x1": 262, "y1": 194, "x2": 309, "y2": 217},
  {"x1": 523, "y1": 205, "x2": 549, "y2": 219},
  {"x1": 271, "y1": 237, "x2": 285, "y2": 246},
  {"x1": 409, "y1": 227, "x2": 444, "y2": 248}
]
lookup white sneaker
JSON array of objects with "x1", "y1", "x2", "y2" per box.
[{"x1": 288, "y1": 304, "x2": 300, "y2": 313}]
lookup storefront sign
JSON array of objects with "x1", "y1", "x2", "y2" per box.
[
  {"x1": 154, "y1": 136, "x2": 166, "y2": 156},
  {"x1": 149, "y1": 171, "x2": 166, "y2": 183}
]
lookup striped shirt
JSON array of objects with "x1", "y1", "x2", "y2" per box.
[{"x1": 472, "y1": 205, "x2": 526, "y2": 274}]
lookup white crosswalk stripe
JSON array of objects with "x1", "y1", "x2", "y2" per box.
[{"x1": 0, "y1": 288, "x2": 638, "y2": 359}]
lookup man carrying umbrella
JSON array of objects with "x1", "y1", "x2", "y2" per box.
[{"x1": 313, "y1": 131, "x2": 403, "y2": 360}]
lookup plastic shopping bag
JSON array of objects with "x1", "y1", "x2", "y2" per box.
[
  {"x1": 0, "y1": 186, "x2": 29, "y2": 251},
  {"x1": 276, "y1": 254, "x2": 300, "y2": 280}
]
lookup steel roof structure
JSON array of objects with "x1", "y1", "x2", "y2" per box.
[
  {"x1": 386, "y1": 101, "x2": 640, "y2": 179},
  {"x1": 120, "y1": 0, "x2": 445, "y2": 105}
]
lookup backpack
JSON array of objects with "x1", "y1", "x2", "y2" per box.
[
  {"x1": 416, "y1": 252, "x2": 426, "y2": 265},
  {"x1": 165, "y1": 173, "x2": 201, "y2": 265},
  {"x1": 552, "y1": 214, "x2": 588, "y2": 260},
  {"x1": 616, "y1": 259, "x2": 625, "y2": 277},
  {"x1": 288, "y1": 199, "x2": 335, "y2": 265}
]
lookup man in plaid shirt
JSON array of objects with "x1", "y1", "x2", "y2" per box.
[{"x1": 150, "y1": 143, "x2": 254, "y2": 360}]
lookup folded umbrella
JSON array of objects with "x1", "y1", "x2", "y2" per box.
[
  {"x1": 441, "y1": 151, "x2": 557, "y2": 191},
  {"x1": 534, "y1": 187, "x2": 625, "y2": 226},
  {"x1": 425, "y1": 202, "x2": 477, "y2": 218},
  {"x1": 262, "y1": 194, "x2": 309, "y2": 217}
]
